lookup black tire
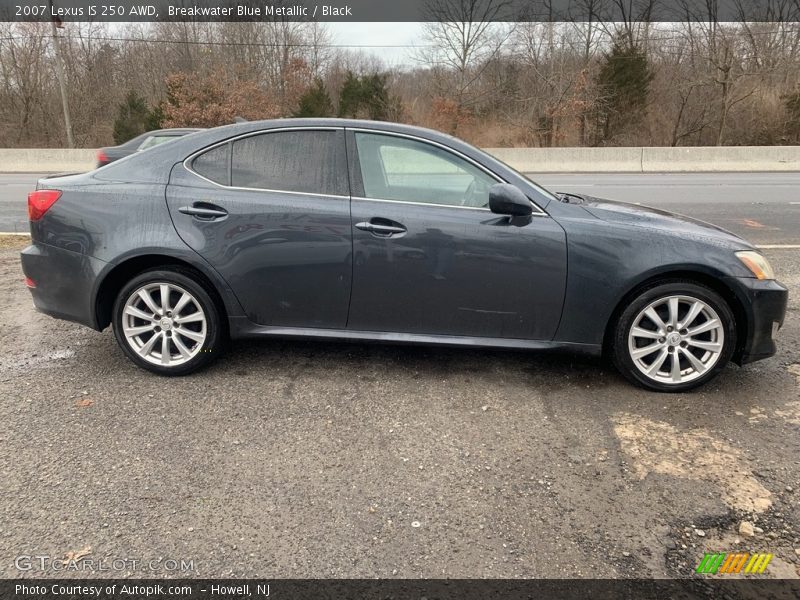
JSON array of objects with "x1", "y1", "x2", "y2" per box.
[
  {"x1": 112, "y1": 267, "x2": 224, "y2": 375},
  {"x1": 611, "y1": 280, "x2": 736, "y2": 392}
]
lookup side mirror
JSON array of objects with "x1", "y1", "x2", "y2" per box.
[{"x1": 489, "y1": 184, "x2": 533, "y2": 217}]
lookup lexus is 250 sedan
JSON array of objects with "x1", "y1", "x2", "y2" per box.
[{"x1": 21, "y1": 119, "x2": 787, "y2": 392}]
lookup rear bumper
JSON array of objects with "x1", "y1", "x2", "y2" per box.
[
  {"x1": 725, "y1": 276, "x2": 788, "y2": 365},
  {"x1": 20, "y1": 242, "x2": 107, "y2": 330}
]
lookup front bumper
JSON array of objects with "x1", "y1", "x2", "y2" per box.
[
  {"x1": 724, "y1": 276, "x2": 788, "y2": 365},
  {"x1": 20, "y1": 242, "x2": 107, "y2": 330}
]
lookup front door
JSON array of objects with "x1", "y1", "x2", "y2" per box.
[
  {"x1": 347, "y1": 130, "x2": 567, "y2": 340},
  {"x1": 167, "y1": 128, "x2": 352, "y2": 328}
]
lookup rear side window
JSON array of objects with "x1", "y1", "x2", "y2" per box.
[
  {"x1": 231, "y1": 130, "x2": 346, "y2": 196},
  {"x1": 192, "y1": 143, "x2": 230, "y2": 185}
]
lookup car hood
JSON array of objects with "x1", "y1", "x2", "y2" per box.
[{"x1": 572, "y1": 195, "x2": 754, "y2": 250}]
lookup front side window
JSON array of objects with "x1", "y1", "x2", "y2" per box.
[
  {"x1": 231, "y1": 130, "x2": 346, "y2": 196},
  {"x1": 354, "y1": 132, "x2": 497, "y2": 208}
]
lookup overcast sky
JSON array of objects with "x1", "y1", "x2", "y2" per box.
[{"x1": 326, "y1": 22, "x2": 426, "y2": 66}]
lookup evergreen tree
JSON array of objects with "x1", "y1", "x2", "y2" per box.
[
  {"x1": 595, "y1": 39, "x2": 653, "y2": 142},
  {"x1": 294, "y1": 78, "x2": 333, "y2": 117},
  {"x1": 146, "y1": 102, "x2": 164, "y2": 130},
  {"x1": 112, "y1": 91, "x2": 155, "y2": 144},
  {"x1": 337, "y1": 71, "x2": 364, "y2": 118},
  {"x1": 360, "y1": 73, "x2": 391, "y2": 120},
  {"x1": 337, "y1": 71, "x2": 396, "y2": 121}
]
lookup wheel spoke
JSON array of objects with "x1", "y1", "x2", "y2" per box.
[
  {"x1": 631, "y1": 342, "x2": 664, "y2": 359},
  {"x1": 160, "y1": 284, "x2": 171, "y2": 313},
  {"x1": 161, "y1": 334, "x2": 171, "y2": 364},
  {"x1": 686, "y1": 339, "x2": 722, "y2": 353},
  {"x1": 631, "y1": 326, "x2": 661, "y2": 340},
  {"x1": 687, "y1": 319, "x2": 720, "y2": 337},
  {"x1": 681, "y1": 347, "x2": 707, "y2": 374},
  {"x1": 647, "y1": 347, "x2": 670, "y2": 376},
  {"x1": 172, "y1": 292, "x2": 192, "y2": 315},
  {"x1": 172, "y1": 334, "x2": 193, "y2": 359},
  {"x1": 124, "y1": 323, "x2": 154, "y2": 337},
  {"x1": 678, "y1": 301, "x2": 703, "y2": 330},
  {"x1": 125, "y1": 305, "x2": 156, "y2": 322},
  {"x1": 175, "y1": 311, "x2": 204, "y2": 324},
  {"x1": 138, "y1": 289, "x2": 161, "y2": 314},
  {"x1": 670, "y1": 351, "x2": 683, "y2": 382},
  {"x1": 138, "y1": 332, "x2": 162, "y2": 357},
  {"x1": 667, "y1": 297, "x2": 680, "y2": 328},
  {"x1": 644, "y1": 307, "x2": 667, "y2": 332},
  {"x1": 176, "y1": 328, "x2": 204, "y2": 343}
]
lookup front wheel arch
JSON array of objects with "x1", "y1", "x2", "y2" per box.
[{"x1": 602, "y1": 270, "x2": 748, "y2": 364}]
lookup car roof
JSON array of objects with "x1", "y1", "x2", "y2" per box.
[
  {"x1": 200, "y1": 118, "x2": 457, "y2": 143},
  {"x1": 93, "y1": 118, "x2": 531, "y2": 193}
]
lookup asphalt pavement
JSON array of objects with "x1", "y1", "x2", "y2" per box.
[
  {"x1": 1, "y1": 240, "x2": 799, "y2": 579},
  {"x1": 2, "y1": 172, "x2": 799, "y2": 244}
]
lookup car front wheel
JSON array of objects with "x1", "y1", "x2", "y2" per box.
[
  {"x1": 611, "y1": 281, "x2": 736, "y2": 392},
  {"x1": 112, "y1": 268, "x2": 223, "y2": 375}
]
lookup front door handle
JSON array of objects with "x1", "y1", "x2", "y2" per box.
[
  {"x1": 355, "y1": 221, "x2": 407, "y2": 236},
  {"x1": 178, "y1": 203, "x2": 228, "y2": 220}
]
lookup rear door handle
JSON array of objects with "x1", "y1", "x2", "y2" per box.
[
  {"x1": 178, "y1": 204, "x2": 228, "y2": 220},
  {"x1": 355, "y1": 221, "x2": 407, "y2": 236}
]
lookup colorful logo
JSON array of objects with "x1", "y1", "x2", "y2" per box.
[{"x1": 696, "y1": 552, "x2": 772, "y2": 575}]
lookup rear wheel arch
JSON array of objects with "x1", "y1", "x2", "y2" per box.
[
  {"x1": 602, "y1": 269, "x2": 748, "y2": 361},
  {"x1": 94, "y1": 254, "x2": 229, "y2": 333}
]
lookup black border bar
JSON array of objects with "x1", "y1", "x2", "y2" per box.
[
  {"x1": 1, "y1": 0, "x2": 799, "y2": 23},
  {"x1": 4, "y1": 579, "x2": 800, "y2": 600}
]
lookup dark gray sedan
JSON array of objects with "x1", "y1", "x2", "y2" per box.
[
  {"x1": 21, "y1": 119, "x2": 787, "y2": 392},
  {"x1": 96, "y1": 128, "x2": 201, "y2": 167}
]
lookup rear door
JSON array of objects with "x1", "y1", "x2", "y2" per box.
[
  {"x1": 166, "y1": 127, "x2": 352, "y2": 328},
  {"x1": 346, "y1": 129, "x2": 567, "y2": 340}
]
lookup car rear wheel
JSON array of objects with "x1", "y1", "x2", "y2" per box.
[
  {"x1": 112, "y1": 268, "x2": 223, "y2": 375},
  {"x1": 611, "y1": 281, "x2": 736, "y2": 392}
]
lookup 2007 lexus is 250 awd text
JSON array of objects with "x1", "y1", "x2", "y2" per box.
[{"x1": 21, "y1": 119, "x2": 787, "y2": 392}]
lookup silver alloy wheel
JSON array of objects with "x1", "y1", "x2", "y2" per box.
[
  {"x1": 121, "y1": 282, "x2": 207, "y2": 367},
  {"x1": 627, "y1": 294, "x2": 725, "y2": 385}
]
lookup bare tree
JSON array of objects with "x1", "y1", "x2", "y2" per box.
[
  {"x1": 0, "y1": 23, "x2": 51, "y2": 145},
  {"x1": 1, "y1": 12, "x2": 800, "y2": 149},
  {"x1": 416, "y1": 0, "x2": 517, "y2": 133}
]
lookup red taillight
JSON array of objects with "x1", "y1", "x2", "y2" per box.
[
  {"x1": 24, "y1": 277, "x2": 36, "y2": 288},
  {"x1": 28, "y1": 189, "x2": 62, "y2": 221},
  {"x1": 97, "y1": 150, "x2": 108, "y2": 164}
]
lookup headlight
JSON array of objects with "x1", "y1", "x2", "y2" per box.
[{"x1": 735, "y1": 250, "x2": 775, "y2": 280}]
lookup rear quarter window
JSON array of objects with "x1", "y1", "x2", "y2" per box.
[{"x1": 191, "y1": 143, "x2": 230, "y2": 185}]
